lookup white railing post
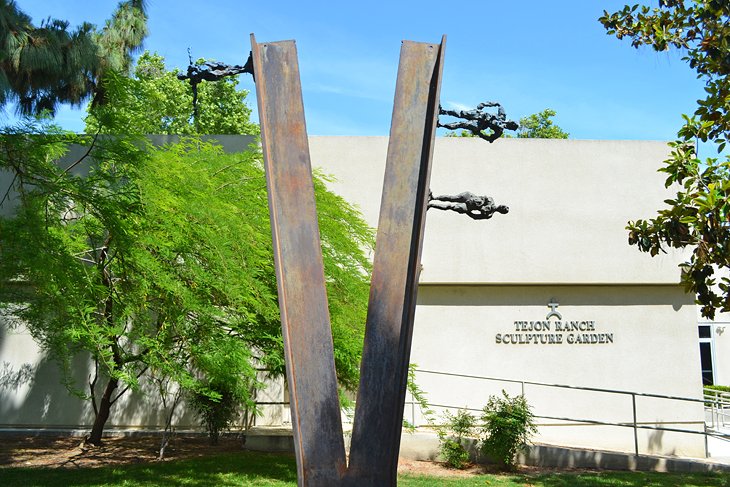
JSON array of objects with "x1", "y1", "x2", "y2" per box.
[{"x1": 632, "y1": 393, "x2": 639, "y2": 457}]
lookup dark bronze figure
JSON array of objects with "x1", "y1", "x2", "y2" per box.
[
  {"x1": 177, "y1": 53, "x2": 254, "y2": 126},
  {"x1": 428, "y1": 191, "x2": 509, "y2": 219},
  {"x1": 438, "y1": 102, "x2": 518, "y2": 142},
  {"x1": 177, "y1": 60, "x2": 253, "y2": 85}
]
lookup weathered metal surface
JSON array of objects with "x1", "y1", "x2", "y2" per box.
[
  {"x1": 250, "y1": 34, "x2": 347, "y2": 486},
  {"x1": 345, "y1": 37, "x2": 446, "y2": 486}
]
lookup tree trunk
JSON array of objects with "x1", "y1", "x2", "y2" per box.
[{"x1": 88, "y1": 376, "x2": 119, "y2": 445}]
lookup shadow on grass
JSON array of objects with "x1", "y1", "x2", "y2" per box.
[
  {"x1": 4, "y1": 453, "x2": 730, "y2": 487},
  {"x1": 0, "y1": 451, "x2": 298, "y2": 487}
]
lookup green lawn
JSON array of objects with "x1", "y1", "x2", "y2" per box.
[{"x1": 1, "y1": 451, "x2": 728, "y2": 486}]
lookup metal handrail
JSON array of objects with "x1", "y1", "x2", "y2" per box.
[
  {"x1": 406, "y1": 368, "x2": 729, "y2": 458},
  {"x1": 704, "y1": 388, "x2": 730, "y2": 430},
  {"x1": 414, "y1": 401, "x2": 719, "y2": 438},
  {"x1": 415, "y1": 368, "x2": 707, "y2": 404},
  {"x1": 251, "y1": 369, "x2": 730, "y2": 458}
]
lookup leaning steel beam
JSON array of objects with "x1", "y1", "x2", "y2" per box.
[
  {"x1": 250, "y1": 34, "x2": 347, "y2": 486},
  {"x1": 346, "y1": 37, "x2": 446, "y2": 486}
]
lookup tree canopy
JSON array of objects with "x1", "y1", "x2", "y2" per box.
[
  {"x1": 0, "y1": 0, "x2": 147, "y2": 116},
  {"x1": 0, "y1": 54, "x2": 373, "y2": 443},
  {"x1": 85, "y1": 51, "x2": 259, "y2": 135},
  {"x1": 512, "y1": 109, "x2": 569, "y2": 139},
  {"x1": 600, "y1": 1, "x2": 730, "y2": 318}
]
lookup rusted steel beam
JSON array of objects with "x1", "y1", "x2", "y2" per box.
[
  {"x1": 250, "y1": 34, "x2": 347, "y2": 486},
  {"x1": 346, "y1": 37, "x2": 446, "y2": 486}
]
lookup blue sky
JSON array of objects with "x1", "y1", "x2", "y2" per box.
[{"x1": 11, "y1": 1, "x2": 704, "y2": 141}]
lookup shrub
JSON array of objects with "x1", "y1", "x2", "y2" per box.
[
  {"x1": 479, "y1": 391, "x2": 537, "y2": 470},
  {"x1": 437, "y1": 408, "x2": 476, "y2": 469},
  {"x1": 189, "y1": 382, "x2": 247, "y2": 445}
]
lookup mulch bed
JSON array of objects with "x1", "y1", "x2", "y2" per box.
[
  {"x1": 0, "y1": 434, "x2": 556, "y2": 477},
  {"x1": 0, "y1": 434, "x2": 244, "y2": 469}
]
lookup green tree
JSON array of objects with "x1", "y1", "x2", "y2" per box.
[
  {"x1": 0, "y1": 60, "x2": 372, "y2": 444},
  {"x1": 0, "y1": 0, "x2": 146, "y2": 116},
  {"x1": 600, "y1": 2, "x2": 730, "y2": 318},
  {"x1": 444, "y1": 108, "x2": 568, "y2": 139},
  {"x1": 513, "y1": 109, "x2": 569, "y2": 139},
  {"x1": 85, "y1": 51, "x2": 259, "y2": 135}
]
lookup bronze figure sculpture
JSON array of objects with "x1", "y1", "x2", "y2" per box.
[
  {"x1": 438, "y1": 101, "x2": 518, "y2": 142},
  {"x1": 429, "y1": 191, "x2": 509, "y2": 220},
  {"x1": 177, "y1": 55, "x2": 254, "y2": 125}
]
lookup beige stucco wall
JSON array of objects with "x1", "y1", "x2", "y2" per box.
[
  {"x1": 0, "y1": 320, "x2": 197, "y2": 430},
  {"x1": 0, "y1": 136, "x2": 709, "y2": 457},
  {"x1": 310, "y1": 137, "x2": 689, "y2": 285},
  {"x1": 408, "y1": 284, "x2": 703, "y2": 457},
  {"x1": 311, "y1": 137, "x2": 706, "y2": 457},
  {"x1": 0, "y1": 320, "x2": 285, "y2": 430}
]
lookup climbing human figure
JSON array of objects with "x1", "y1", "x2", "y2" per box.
[
  {"x1": 438, "y1": 102, "x2": 518, "y2": 142},
  {"x1": 428, "y1": 191, "x2": 509, "y2": 220}
]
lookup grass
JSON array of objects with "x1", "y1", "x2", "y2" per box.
[
  {"x1": 401, "y1": 472, "x2": 730, "y2": 486},
  {"x1": 1, "y1": 451, "x2": 729, "y2": 486}
]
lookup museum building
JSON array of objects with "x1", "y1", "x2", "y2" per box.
[{"x1": 1, "y1": 136, "x2": 727, "y2": 459}]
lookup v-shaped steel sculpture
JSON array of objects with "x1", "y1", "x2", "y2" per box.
[{"x1": 250, "y1": 33, "x2": 445, "y2": 486}]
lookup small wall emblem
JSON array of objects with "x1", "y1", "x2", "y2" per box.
[{"x1": 546, "y1": 300, "x2": 562, "y2": 320}]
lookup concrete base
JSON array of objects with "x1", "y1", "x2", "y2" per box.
[
  {"x1": 398, "y1": 429, "x2": 730, "y2": 472},
  {"x1": 239, "y1": 427, "x2": 730, "y2": 473},
  {"x1": 243, "y1": 426, "x2": 295, "y2": 452},
  {"x1": 519, "y1": 443, "x2": 730, "y2": 473}
]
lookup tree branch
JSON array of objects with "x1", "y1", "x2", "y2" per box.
[
  {"x1": 0, "y1": 172, "x2": 19, "y2": 209},
  {"x1": 62, "y1": 131, "x2": 100, "y2": 175},
  {"x1": 89, "y1": 359, "x2": 99, "y2": 416},
  {"x1": 110, "y1": 365, "x2": 148, "y2": 406}
]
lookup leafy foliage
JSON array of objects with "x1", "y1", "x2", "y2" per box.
[
  {"x1": 187, "y1": 340, "x2": 256, "y2": 445},
  {"x1": 600, "y1": 1, "x2": 730, "y2": 318},
  {"x1": 513, "y1": 109, "x2": 569, "y2": 139},
  {"x1": 403, "y1": 363, "x2": 436, "y2": 432},
  {"x1": 0, "y1": 0, "x2": 147, "y2": 115},
  {"x1": 0, "y1": 53, "x2": 373, "y2": 442},
  {"x1": 437, "y1": 409, "x2": 476, "y2": 469},
  {"x1": 85, "y1": 52, "x2": 259, "y2": 135},
  {"x1": 479, "y1": 391, "x2": 536, "y2": 470},
  {"x1": 0, "y1": 122, "x2": 373, "y2": 442}
]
